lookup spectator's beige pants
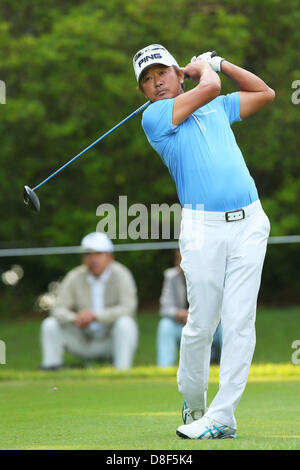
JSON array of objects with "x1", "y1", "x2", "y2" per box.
[{"x1": 41, "y1": 316, "x2": 138, "y2": 370}]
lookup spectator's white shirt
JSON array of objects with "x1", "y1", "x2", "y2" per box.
[
  {"x1": 87, "y1": 265, "x2": 111, "y2": 312},
  {"x1": 86, "y1": 266, "x2": 112, "y2": 338}
]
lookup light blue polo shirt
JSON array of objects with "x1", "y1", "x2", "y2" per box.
[{"x1": 142, "y1": 92, "x2": 259, "y2": 211}]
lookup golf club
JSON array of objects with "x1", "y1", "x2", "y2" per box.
[{"x1": 24, "y1": 100, "x2": 150, "y2": 212}]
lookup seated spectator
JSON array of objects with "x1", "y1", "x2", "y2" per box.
[
  {"x1": 40, "y1": 232, "x2": 138, "y2": 370},
  {"x1": 157, "y1": 249, "x2": 222, "y2": 367}
]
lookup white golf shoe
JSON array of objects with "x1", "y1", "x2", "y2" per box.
[
  {"x1": 176, "y1": 416, "x2": 237, "y2": 440},
  {"x1": 182, "y1": 400, "x2": 205, "y2": 425}
]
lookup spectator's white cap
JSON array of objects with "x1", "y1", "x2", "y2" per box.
[
  {"x1": 81, "y1": 232, "x2": 114, "y2": 253},
  {"x1": 133, "y1": 44, "x2": 179, "y2": 82}
]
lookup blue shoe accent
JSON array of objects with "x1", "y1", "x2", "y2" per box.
[
  {"x1": 198, "y1": 425, "x2": 236, "y2": 439},
  {"x1": 182, "y1": 400, "x2": 191, "y2": 424}
]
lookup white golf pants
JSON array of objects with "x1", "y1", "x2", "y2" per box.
[
  {"x1": 177, "y1": 200, "x2": 270, "y2": 429},
  {"x1": 41, "y1": 316, "x2": 138, "y2": 370}
]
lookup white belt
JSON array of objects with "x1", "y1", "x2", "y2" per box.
[{"x1": 182, "y1": 200, "x2": 262, "y2": 222}]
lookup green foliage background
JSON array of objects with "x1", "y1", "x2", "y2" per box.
[{"x1": 0, "y1": 0, "x2": 299, "y2": 313}]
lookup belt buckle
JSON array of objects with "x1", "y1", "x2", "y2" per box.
[{"x1": 225, "y1": 208, "x2": 245, "y2": 222}]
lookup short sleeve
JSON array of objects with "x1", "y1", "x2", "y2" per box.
[
  {"x1": 142, "y1": 99, "x2": 179, "y2": 142},
  {"x1": 219, "y1": 92, "x2": 242, "y2": 124}
]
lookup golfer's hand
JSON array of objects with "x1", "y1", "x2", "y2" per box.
[
  {"x1": 174, "y1": 309, "x2": 189, "y2": 325},
  {"x1": 191, "y1": 51, "x2": 224, "y2": 73},
  {"x1": 74, "y1": 309, "x2": 95, "y2": 328},
  {"x1": 182, "y1": 59, "x2": 211, "y2": 82}
]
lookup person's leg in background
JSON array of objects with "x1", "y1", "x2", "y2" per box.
[
  {"x1": 40, "y1": 316, "x2": 65, "y2": 368},
  {"x1": 111, "y1": 316, "x2": 139, "y2": 370},
  {"x1": 40, "y1": 316, "x2": 112, "y2": 368},
  {"x1": 157, "y1": 317, "x2": 183, "y2": 367}
]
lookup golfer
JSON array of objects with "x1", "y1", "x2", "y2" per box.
[{"x1": 133, "y1": 45, "x2": 275, "y2": 439}]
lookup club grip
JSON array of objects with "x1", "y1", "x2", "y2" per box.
[{"x1": 184, "y1": 50, "x2": 218, "y2": 79}]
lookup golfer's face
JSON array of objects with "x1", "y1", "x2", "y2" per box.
[
  {"x1": 84, "y1": 252, "x2": 112, "y2": 277},
  {"x1": 140, "y1": 65, "x2": 183, "y2": 102}
]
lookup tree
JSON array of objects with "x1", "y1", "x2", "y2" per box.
[{"x1": 0, "y1": 0, "x2": 299, "y2": 312}]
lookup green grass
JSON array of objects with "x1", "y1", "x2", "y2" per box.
[
  {"x1": 0, "y1": 376, "x2": 299, "y2": 450},
  {"x1": 1, "y1": 306, "x2": 300, "y2": 369},
  {"x1": 0, "y1": 307, "x2": 299, "y2": 450}
]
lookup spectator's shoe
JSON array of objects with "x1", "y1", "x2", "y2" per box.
[
  {"x1": 182, "y1": 400, "x2": 204, "y2": 425},
  {"x1": 177, "y1": 416, "x2": 237, "y2": 440}
]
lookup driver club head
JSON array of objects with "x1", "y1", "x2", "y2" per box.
[{"x1": 24, "y1": 186, "x2": 40, "y2": 212}]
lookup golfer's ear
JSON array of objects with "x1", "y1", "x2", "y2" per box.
[{"x1": 179, "y1": 68, "x2": 185, "y2": 85}]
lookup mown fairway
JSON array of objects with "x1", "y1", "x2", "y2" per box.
[
  {"x1": 0, "y1": 309, "x2": 299, "y2": 450},
  {"x1": 0, "y1": 367, "x2": 299, "y2": 450}
]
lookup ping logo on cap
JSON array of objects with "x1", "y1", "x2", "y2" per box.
[
  {"x1": 138, "y1": 53, "x2": 163, "y2": 68},
  {"x1": 133, "y1": 44, "x2": 179, "y2": 82}
]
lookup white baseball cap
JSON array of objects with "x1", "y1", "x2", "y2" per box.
[
  {"x1": 81, "y1": 232, "x2": 114, "y2": 253},
  {"x1": 133, "y1": 44, "x2": 179, "y2": 82}
]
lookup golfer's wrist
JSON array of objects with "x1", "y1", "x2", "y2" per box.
[
  {"x1": 218, "y1": 60, "x2": 233, "y2": 75},
  {"x1": 199, "y1": 61, "x2": 213, "y2": 73}
]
